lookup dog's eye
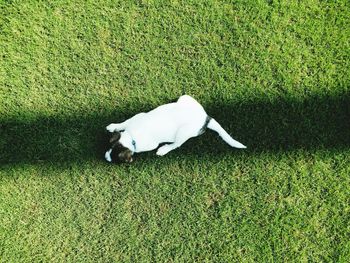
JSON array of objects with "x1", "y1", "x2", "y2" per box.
[{"x1": 111, "y1": 141, "x2": 121, "y2": 149}]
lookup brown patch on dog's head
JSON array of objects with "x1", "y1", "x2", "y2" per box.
[
  {"x1": 116, "y1": 148, "x2": 133, "y2": 163},
  {"x1": 108, "y1": 131, "x2": 134, "y2": 163}
]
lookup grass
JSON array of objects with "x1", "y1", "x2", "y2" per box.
[{"x1": 1, "y1": 0, "x2": 350, "y2": 261}]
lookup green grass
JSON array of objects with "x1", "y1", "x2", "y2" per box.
[{"x1": 1, "y1": 0, "x2": 350, "y2": 261}]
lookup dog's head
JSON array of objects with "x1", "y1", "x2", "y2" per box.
[{"x1": 105, "y1": 131, "x2": 133, "y2": 163}]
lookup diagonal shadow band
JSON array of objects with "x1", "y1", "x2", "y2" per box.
[{"x1": 1, "y1": 93, "x2": 349, "y2": 165}]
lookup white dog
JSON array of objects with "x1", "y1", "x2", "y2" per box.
[{"x1": 105, "y1": 95, "x2": 246, "y2": 163}]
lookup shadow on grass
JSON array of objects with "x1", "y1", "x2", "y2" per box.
[{"x1": 1, "y1": 93, "x2": 349, "y2": 165}]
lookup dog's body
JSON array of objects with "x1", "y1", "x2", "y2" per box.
[{"x1": 105, "y1": 95, "x2": 246, "y2": 163}]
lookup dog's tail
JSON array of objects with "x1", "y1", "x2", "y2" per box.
[{"x1": 207, "y1": 118, "x2": 247, "y2": 149}]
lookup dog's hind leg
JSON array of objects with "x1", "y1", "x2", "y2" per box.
[{"x1": 156, "y1": 125, "x2": 198, "y2": 156}]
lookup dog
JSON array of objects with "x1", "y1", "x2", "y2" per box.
[{"x1": 105, "y1": 95, "x2": 246, "y2": 163}]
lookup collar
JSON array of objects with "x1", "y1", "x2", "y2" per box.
[{"x1": 131, "y1": 139, "x2": 136, "y2": 152}]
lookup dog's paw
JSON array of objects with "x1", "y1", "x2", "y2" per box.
[
  {"x1": 106, "y1": 124, "x2": 117, "y2": 132},
  {"x1": 156, "y1": 145, "x2": 170, "y2": 156}
]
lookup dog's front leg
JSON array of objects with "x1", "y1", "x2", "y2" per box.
[
  {"x1": 107, "y1": 113, "x2": 146, "y2": 132},
  {"x1": 106, "y1": 122, "x2": 127, "y2": 132}
]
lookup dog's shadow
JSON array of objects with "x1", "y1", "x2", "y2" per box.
[{"x1": 1, "y1": 93, "x2": 349, "y2": 165}]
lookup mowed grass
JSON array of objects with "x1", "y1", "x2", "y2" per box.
[{"x1": 1, "y1": 0, "x2": 349, "y2": 262}]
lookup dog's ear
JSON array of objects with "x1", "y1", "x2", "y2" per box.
[{"x1": 109, "y1": 131, "x2": 121, "y2": 143}]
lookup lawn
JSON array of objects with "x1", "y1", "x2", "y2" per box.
[{"x1": 1, "y1": 0, "x2": 350, "y2": 262}]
